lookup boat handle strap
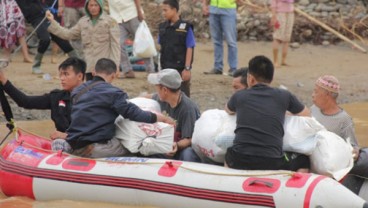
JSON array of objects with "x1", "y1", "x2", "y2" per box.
[{"x1": 249, "y1": 180, "x2": 274, "y2": 188}]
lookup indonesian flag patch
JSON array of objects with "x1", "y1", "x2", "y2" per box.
[{"x1": 59, "y1": 100, "x2": 66, "y2": 107}]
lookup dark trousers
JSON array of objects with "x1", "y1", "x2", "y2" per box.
[
  {"x1": 181, "y1": 80, "x2": 190, "y2": 97},
  {"x1": 225, "y1": 147, "x2": 310, "y2": 171},
  {"x1": 30, "y1": 16, "x2": 73, "y2": 54}
]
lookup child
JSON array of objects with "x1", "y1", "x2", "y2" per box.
[
  {"x1": 158, "y1": 0, "x2": 195, "y2": 97},
  {"x1": 270, "y1": 0, "x2": 295, "y2": 67}
]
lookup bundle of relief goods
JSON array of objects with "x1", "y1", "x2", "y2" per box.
[
  {"x1": 283, "y1": 115, "x2": 325, "y2": 155},
  {"x1": 129, "y1": 97, "x2": 161, "y2": 113},
  {"x1": 310, "y1": 130, "x2": 354, "y2": 180},
  {"x1": 192, "y1": 109, "x2": 236, "y2": 164},
  {"x1": 114, "y1": 98, "x2": 174, "y2": 156}
]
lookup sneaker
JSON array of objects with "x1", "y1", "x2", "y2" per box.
[
  {"x1": 228, "y1": 68, "x2": 236, "y2": 77},
  {"x1": 32, "y1": 68, "x2": 43, "y2": 74},
  {"x1": 121, "y1": 70, "x2": 135, "y2": 79},
  {"x1": 203, "y1": 68, "x2": 222, "y2": 75},
  {"x1": 0, "y1": 59, "x2": 9, "y2": 69}
]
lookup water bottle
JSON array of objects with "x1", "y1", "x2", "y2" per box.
[{"x1": 43, "y1": 73, "x2": 52, "y2": 81}]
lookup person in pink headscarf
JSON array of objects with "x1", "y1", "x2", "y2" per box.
[
  {"x1": 0, "y1": 0, "x2": 33, "y2": 63},
  {"x1": 270, "y1": 0, "x2": 294, "y2": 67}
]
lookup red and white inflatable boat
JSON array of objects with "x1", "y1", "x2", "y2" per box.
[{"x1": 0, "y1": 130, "x2": 367, "y2": 208}]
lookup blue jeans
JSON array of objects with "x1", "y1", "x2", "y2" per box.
[
  {"x1": 209, "y1": 8, "x2": 238, "y2": 71},
  {"x1": 149, "y1": 147, "x2": 201, "y2": 162}
]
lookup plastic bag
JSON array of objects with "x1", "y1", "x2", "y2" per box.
[
  {"x1": 133, "y1": 21, "x2": 157, "y2": 58},
  {"x1": 114, "y1": 116, "x2": 174, "y2": 156},
  {"x1": 283, "y1": 115, "x2": 325, "y2": 155},
  {"x1": 129, "y1": 97, "x2": 161, "y2": 114},
  {"x1": 192, "y1": 109, "x2": 236, "y2": 164},
  {"x1": 310, "y1": 130, "x2": 354, "y2": 181}
]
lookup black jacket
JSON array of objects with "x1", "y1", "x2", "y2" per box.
[
  {"x1": 15, "y1": 0, "x2": 46, "y2": 22},
  {"x1": 159, "y1": 19, "x2": 193, "y2": 70},
  {"x1": 66, "y1": 76, "x2": 157, "y2": 149},
  {"x1": 1, "y1": 81, "x2": 71, "y2": 132}
]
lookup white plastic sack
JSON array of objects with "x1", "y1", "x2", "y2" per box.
[
  {"x1": 114, "y1": 116, "x2": 174, "y2": 156},
  {"x1": 283, "y1": 115, "x2": 326, "y2": 155},
  {"x1": 129, "y1": 97, "x2": 161, "y2": 113},
  {"x1": 192, "y1": 109, "x2": 236, "y2": 164},
  {"x1": 133, "y1": 21, "x2": 157, "y2": 58},
  {"x1": 310, "y1": 130, "x2": 354, "y2": 181}
]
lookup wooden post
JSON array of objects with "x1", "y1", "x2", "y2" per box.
[{"x1": 295, "y1": 8, "x2": 367, "y2": 53}]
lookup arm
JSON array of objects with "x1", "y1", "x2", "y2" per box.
[
  {"x1": 134, "y1": 0, "x2": 145, "y2": 21},
  {"x1": 225, "y1": 104, "x2": 235, "y2": 115},
  {"x1": 181, "y1": 47, "x2": 193, "y2": 82},
  {"x1": 114, "y1": 92, "x2": 174, "y2": 125},
  {"x1": 46, "y1": 10, "x2": 82, "y2": 40},
  {"x1": 293, "y1": 106, "x2": 311, "y2": 117},
  {"x1": 225, "y1": 93, "x2": 237, "y2": 115},
  {"x1": 0, "y1": 70, "x2": 51, "y2": 109},
  {"x1": 182, "y1": 27, "x2": 195, "y2": 81},
  {"x1": 57, "y1": 0, "x2": 64, "y2": 17},
  {"x1": 202, "y1": 0, "x2": 209, "y2": 16},
  {"x1": 342, "y1": 122, "x2": 359, "y2": 147},
  {"x1": 270, "y1": 0, "x2": 278, "y2": 27}
]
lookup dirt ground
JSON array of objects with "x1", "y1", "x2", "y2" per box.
[
  {"x1": 1, "y1": 41, "x2": 368, "y2": 207},
  {"x1": 2, "y1": 41, "x2": 368, "y2": 114}
]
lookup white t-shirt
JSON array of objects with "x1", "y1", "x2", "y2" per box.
[{"x1": 108, "y1": 0, "x2": 137, "y2": 23}]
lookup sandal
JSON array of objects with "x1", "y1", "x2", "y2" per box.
[
  {"x1": 120, "y1": 70, "x2": 135, "y2": 79},
  {"x1": 0, "y1": 59, "x2": 9, "y2": 70}
]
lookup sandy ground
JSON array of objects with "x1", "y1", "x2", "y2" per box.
[
  {"x1": 0, "y1": 41, "x2": 368, "y2": 141},
  {"x1": 1, "y1": 40, "x2": 368, "y2": 207},
  {"x1": 2, "y1": 41, "x2": 368, "y2": 109}
]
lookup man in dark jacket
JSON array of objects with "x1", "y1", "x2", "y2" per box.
[
  {"x1": 0, "y1": 57, "x2": 86, "y2": 139},
  {"x1": 53, "y1": 58, "x2": 174, "y2": 158}
]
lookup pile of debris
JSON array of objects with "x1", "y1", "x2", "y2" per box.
[{"x1": 142, "y1": 0, "x2": 368, "y2": 46}]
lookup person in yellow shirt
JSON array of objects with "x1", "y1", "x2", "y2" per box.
[{"x1": 202, "y1": 0, "x2": 238, "y2": 76}]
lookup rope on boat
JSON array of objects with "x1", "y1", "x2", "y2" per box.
[{"x1": 13, "y1": 127, "x2": 294, "y2": 178}]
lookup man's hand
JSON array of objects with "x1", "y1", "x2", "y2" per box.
[
  {"x1": 181, "y1": 70, "x2": 191, "y2": 82},
  {"x1": 202, "y1": 4, "x2": 209, "y2": 16},
  {"x1": 156, "y1": 113, "x2": 176, "y2": 126},
  {"x1": 166, "y1": 142, "x2": 178, "y2": 157},
  {"x1": 45, "y1": 10, "x2": 55, "y2": 21},
  {"x1": 57, "y1": 7, "x2": 64, "y2": 17},
  {"x1": 137, "y1": 10, "x2": 145, "y2": 22},
  {"x1": 50, "y1": 130, "x2": 68, "y2": 140},
  {"x1": 353, "y1": 147, "x2": 360, "y2": 161},
  {"x1": 177, "y1": 138, "x2": 191, "y2": 150}
]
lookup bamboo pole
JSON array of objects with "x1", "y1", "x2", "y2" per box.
[{"x1": 295, "y1": 8, "x2": 367, "y2": 53}]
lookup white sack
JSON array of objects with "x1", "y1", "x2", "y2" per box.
[
  {"x1": 133, "y1": 21, "x2": 157, "y2": 58},
  {"x1": 114, "y1": 116, "x2": 174, "y2": 156},
  {"x1": 129, "y1": 97, "x2": 161, "y2": 113},
  {"x1": 310, "y1": 130, "x2": 354, "y2": 181},
  {"x1": 283, "y1": 115, "x2": 326, "y2": 155},
  {"x1": 192, "y1": 109, "x2": 236, "y2": 164}
]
